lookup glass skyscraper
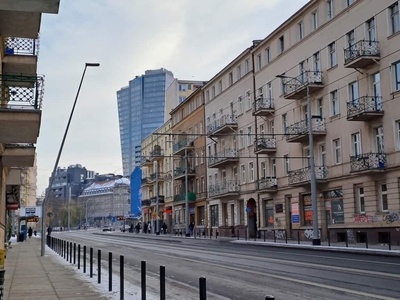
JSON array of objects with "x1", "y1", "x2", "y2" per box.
[{"x1": 117, "y1": 68, "x2": 175, "y2": 176}]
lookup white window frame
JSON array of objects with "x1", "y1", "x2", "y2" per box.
[
  {"x1": 330, "y1": 90, "x2": 339, "y2": 116},
  {"x1": 375, "y1": 126, "x2": 384, "y2": 153},
  {"x1": 392, "y1": 61, "x2": 400, "y2": 92},
  {"x1": 257, "y1": 54, "x2": 262, "y2": 70},
  {"x1": 247, "y1": 126, "x2": 252, "y2": 146},
  {"x1": 332, "y1": 138, "x2": 342, "y2": 164},
  {"x1": 379, "y1": 183, "x2": 389, "y2": 212},
  {"x1": 389, "y1": 2, "x2": 400, "y2": 35},
  {"x1": 238, "y1": 96, "x2": 243, "y2": 114},
  {"x1": 260, "y1": 161, "x2": 266, "y2": 178},
  {"x1": 303, "y1": 147, "x2": 310, "y2": 167},
  {"x1": 249, "y1": 162, "x2": 254, "y2": 182},
  {"x1": 366, "y1": 17, "x2": 376, "y2": 41},
  {"x1": 245, "y1": 90, "x2": 251, "y2": 111},
  {"x1": 317, "y1": 98, "x2": 323, "y2": 117},
  {"x1": 312, "y1": 11, "x2": 318, "y2": 31},
  {"x1": 356, "y1": 186, "x2": 365, "y2": 214},
  {"x1": 351, "y1": 132, "x2": 362, "y2": 156},
  {"x1": 237, "y1": 65, "x2": 242, "y2": 80},
  {"x1": 284, "y1": 154, "x2": 290, "y2": 175},
  {"x1": 239, "y1": 129, "x2": 244, "y2": 149},
  {"x1": 328, "y1": 42, "x2": 337, "y2": 68},
  {"x1": 270, "y1": 158, "x2": 277, "y2": 177},
  {"x1": 245, "y1": 59, "x2": 250, "y2": 73},
  {"x1": 319, "y1": 143, "x2": 326, "y2": 166},
  {"x1": 395, "y1": 120, "x2": 400, "y2": 150},
  {"x1": 240, "y1": 164, "x2": 246, "y2": 184},
  {"x1": 327, "y1": 0, "x2": 334, "y2": 20},
  {"x1": 298, "y1": 21, "x2": 304, "y2": 40},
  {"x1": 265, "y1": 47, "x2": 271, "y2": 64},
  {"x1": 282, "y1": 113, "x2": 287, "y2": 133}
]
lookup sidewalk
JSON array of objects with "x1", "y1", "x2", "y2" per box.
[{"x1": 4, "y1": 237, "x2": 110, "y2": 300}]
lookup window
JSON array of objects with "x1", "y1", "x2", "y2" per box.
[
  {"x1": 179, "y1": 84, "x2": 186, "y2": 91},
  {"x1": 257, "y1": 54, "x2": 262, "y2": 70},
  {"x1": 265, "y1": 200, "x2": 274, "y2": 228},
  {"x1": 298, "y1": 21, "x2": 304, "y2": 40},
  {"x1": 355, "y1": 186, "x2": 365, "y2": 214},
  {"x1": 247, "y1": 126, "x2": 252, "y2": 146},
  {"x1": 395, "y1": 120, "x2": 400, "y2": 150},
  {"x1": 346, "y1": 0, "x2": 354, "y2": 7},
  {"x1": 375, "y1": 126, "x2": 384, "y2": 153},
  {"x1": 299, "y1": 61, "x2": 306, "y2": 83},
  {"x1": 208, "y1": 174, "x2": 212, "y2": 186},
  {"x1": 237, "y1": 65, "x2": 242, "y2": 80},
  {"x1": 265, "y1": 48, "x2": 271, "y2": 64},
  {"x1": 249, "y1": 162, "x2": 254, "y2": 182},
  {"x1": 179, "y1": 96, "x2": 186, "y2": 103},
  {"x1": 393, "y1": 61, "x2": 400, "y2": 91},
  {"x1": 199, "y1": 121, "x2": 203, "y2": 134},
  {"x1": 328, "y1": 42, "x2": 337, "y2": 68},
  {"x1": 210, "y1": 205, "x2": 219, "y2": 227},
  {"x1": 279, "y1": 35, "x2": 284, "y2": 53},
  {"x1": 325, "y1": 190, "x2": 344, "y2": 225},
  {"x1": 284, "y1": 154, "x2": 290, "y2": 175},
  {"x1": 313, "y1": 51, "x2": 321, "y2": 71},
  {"x1": 312, "y1": 11, "x2": 318, "y2": 30},
  {"x1": 188, "y1": 84, "x2": 192, "y2": 90},
  {"x1": 333, "y1": 138, "x2": 342, "y2": 164},
  {"x1": 270, "y1": 158, "x2": 277, "y2": 177},
  {"x1": 238, "y1": 96, "x2": 243, "y2": 114},
  {"x1": 330, "y1": 90, "x2": 339, "y2": 116},
  {"x1": 349, "y1": 81, "x2": 359, "y2": 104},
  {"x1": 218, "y1": 80, "x2": 222, "y2": 94},
  {"x1": 366, "y1": 18, "x2": 376, "y2": 41},
  {"x1": 390, "y1": 3, "x2": 400, "y2": 35},
  {"x1": 351, "y1": 132, "x2": 362, "y2": 156},
  {"x1": 239, "y1": 129, "x2": 244, "y2": 148},
  {"x1": 245, "y1": 90, "x2": 251, "y2": 111},
  {"x1": 303, "y1": 147, "x2": 310, "y2": 167},
  {"x1": 319, "y1": 143, "x2": 326, "y2": 166},
  {"x1": 379, "y1": 183, "x2": 388, "y2": 212},
  {"x1": 259, "y1": 124, "x2": 265, "y2": 135},
  {"x1": 195, "y1": 152, "x2": 199, "y2": 166},
  {"x1": 206, "y1": 90, "x2": 210, "y2": 102},
  {"x1": 260, "y1": 161, "x2": 266, "y2": 178},
  {"x1": 201, "y1": 176, "x2": 205, "y2": 192},
  {"x1": 211, "y1": 86, "x2": 215, "y2": 98},
  {"x1": 372, "y1": 73, "x2": 382, "y2": 110},
  {"x1": 196, "y1": 178, "x2": 199, "y2": 193},
  {"x1": 347, "y1": 30, "x2": 355, "y2": 49},
  {"x1": 282, "y1": 114, "x2": 287, "y2": 133},
  {"x1": 269, "y1": 120, "x2": 275, "y2": 134},
  {"x1": 317, "y1": 98, "x2": 323, "y2": 117},
  {"x1": 327, "y1": 0, "x2": 333, "y2": 20},
  {"x1": 280, "y1": 73, "x2": 285, "y2": 94},
  {"x1": 266, "y1": 82, "x2": 272, "y2": 100},
  {"x1": 245, "y1": 59, "x2": 250, "y2": 73},
  {"x1": 229, "y1": 73, "x2": 233, "y2": 86},
  {"x1": 240, "y1": 164, "x2": 246, "y2": 183}
]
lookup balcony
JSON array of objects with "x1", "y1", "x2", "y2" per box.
[
  {"x1": 174, "y1": 192, "x2": 196, "y2": 203},
  {"x1": 208, "y1": 148, "x2": 239, "y2": 168},
  {"x1": 0, "y1": 0, "x2": 60, "y2": 13},
  {"x1": 347, "y1": 96, "x2": 383, "y2": 121},
  {"x1": 141, "y1": 156, "x2": 152, "y2": 167},
  {"x1": 254, "y1": 135, "x2": 276, "y2": 154},
  {"x1": 149, "y1": 172, "x2": 165, "y2": 182},
  {"x1": 173, "y1": 138, "x2": 194, "y2": 156},
  {"x1": 141, "y1": 199, "x2": 151, "y2": 207},
  {"x1": 282, "y1": 71, "x2": 324, "y2": 100},
  {"x1": 150, "y1": 196, "x2": 165, "y2": 206},
  {"x1": 207, "y1": 114, "x2": 238, "y2": 137},
  {"x1": 344, "y1": 40, "x2": 380, "y2": 69},
  {"x1": 0, "y1": 74, "x2": 44, "y2": 143},
  {"x1": 1, "y1": 143, "x2": 35, "y2": 167},
  {"x1": 257, "y1": 177, "x2": 277, "y2": 192},
  {"x1": 286, "y1": 117, "x2": 326, "y2": 143},
  {"x1": 150, "y1": 148, "x2": 164, "y2": 161},
  {"x1": 208, "y1": 180, "x2": 240, "y2": 198},
  {"x1": 288, "y1": 166, "x2": 328, "y2": 186},
  {"x1": 2, "y1": 37, "x2": 39, "y2": 75},
  {"x1": 350, "y1": 153, "x2": 386, "y2": 173},
  {"x1": 141, "y1": 177, "x2": 152, "y2": 187},
  {"x1": 173, "y1": 167, "x2": 195, "y2": 180},
  {"x1": 252, "y1": 97, "x2": 274, "y2": 116}
]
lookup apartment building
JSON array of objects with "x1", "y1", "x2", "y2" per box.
[
  {"x1": 0, "y1": 1, "x2": 60, "y2": 247},
  {"x1": 141, "y1": 120, "x2": 173, "y2": 231},
  {"x1": 204, "y1": 45, "x2": 260, "y2": 238},
  {"x1": 170, "y1": 87, "x2": 207, "y2": 231},
  {"x1": 249, "y1": 0, "x2": 400, "y2": 244}
]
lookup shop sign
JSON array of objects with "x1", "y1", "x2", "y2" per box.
[{"x1": 291, "y1": 198, "x2": 300, "y2": 224}]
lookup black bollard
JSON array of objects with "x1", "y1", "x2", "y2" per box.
[
  {"x1": 108, "y1": 252, "x2": 112, "y2": 292},
  {"x1": 120, "y1": 255, "x2": 124, "y2": 300},
  {"x1": 83, "y1": 246, "x2": 87, "y2": 273},
  {"x1": 67, "y1": 242, "x2": 69, "y2": 261},
  {"x1": 74, "y1": 243, "x2": 76, "y2": 265},
  {"x1": 265, "y1": 296, "x2": 275, "y2": 300},
  {"x1": 199, "y1": 277, "x2": 206, "y2": 300},
  {"x1": 70, "y1": 242, "x2": 72, "y2": 263},
  {"x1": 297, "y1": 231, "x2": 300, "y2": 245},
  {"x1": 78, "y1": 244, "x2": 81, "y2": 269},
  {"x1": 365, "y1": 233, "x2": 369, "y2": 249},
  {"x1": 389, "y1": 232, "x2": 392, "y2": 251},
  {"x1": 98, "y1": 249, "x2": 101, "y2": 284},
  {"x1": 141, "y1": 261, "x2": 146, "y2": 300},
  {"x1": 90, "y1": 247, "x2": 93, "y2": 278},
  {"x1": 160, "y1": 266, "x2": 165, "y2": 300}
]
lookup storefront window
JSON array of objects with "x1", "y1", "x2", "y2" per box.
[
  {"x1": 265, "y1": 200, "x2": 274, "y2": 227},
  {"x1": 197, "y1": 206, "x2": 205, "y2": 225},
  {"x1": 303, "y1": 195, "x2": 313, "y2": 226},
  {"x1": 324, "y1": 190, "x2": 344, "y2": 225},
  {"x1": 210, "y1": 205, "x2": 219, "y2": 227}
]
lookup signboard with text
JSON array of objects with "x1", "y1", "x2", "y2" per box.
[{"x1": 291, "y1": 198, "x2": 300, "y2": 224}]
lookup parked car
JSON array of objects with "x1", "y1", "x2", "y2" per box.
[{"x1": 102, "y1": 225, "x2": 114, "y2": 232}]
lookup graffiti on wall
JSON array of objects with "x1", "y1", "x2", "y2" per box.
[
  {"x1": 274, "y1": 230, "x2": 286, "y2": 239},
  {"x1": 383, "y1": 212, "x2": 399, "y2": 224},
  {"x1": 353, "y1": 215, "x2": 378, "y2": 223},
  {"x1": 346, "y1": 229, "x2": 355, "y2": 242},
  {"x1": 304, "y1": 229, "x2": 321, "y2": 239}
]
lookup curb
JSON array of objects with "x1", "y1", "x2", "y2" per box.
[{"x1": 92, "y1": 232, "x2": 183, "y2": 243}]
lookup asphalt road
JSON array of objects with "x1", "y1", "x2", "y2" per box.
[{"x1": 55, "y1": 231, "x2": 400, "y2": 300}]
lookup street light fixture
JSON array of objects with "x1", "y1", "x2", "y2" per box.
[
  {"x1": 276, "y1": 74, "x2": 321, "y2": 246},
  {"x1": 40, "y1": 62, "x2": 100, "y2": 256}
]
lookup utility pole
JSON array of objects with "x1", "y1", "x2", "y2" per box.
[
  {"x1": 68, "y1": 185, "x2": 71, "y2": 231},
  {"x1": 121, "y1": 185, "x2": 125, "y2": 231},
  {"x1": 185, "y1": 148, "x2": 189, "y2": 237},
  {"x1": 155, "y1": 161, "x2": 160, "y2": 235}
]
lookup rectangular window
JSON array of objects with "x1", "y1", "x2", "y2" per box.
[
  {"x1": 346, "y1": 0, "x2": 354, "y2": 7},
  {"x1": 265, "y1": 200, "x2": 274, "y2": 228},
  {"x1": 330, "y1": 90, "x2": 339, "y2": 116},
  {"x1": 257, "y1": 54, "x2": 262, "y2": 70},
  {"x1": 327, "y1": 0, "x2": 333, "y2": 20},
  {"x1": 375, "y1": 126, "x2": 384, "y2": 153},
  {"x1": 211, "y1": 86, "x2": 215, "y2": 98},
  {"x1": 237, "y1": 65, "x2": 242, "y2": 80},
  {"x1": 260, "y1": 161, "x2": 266, "y2": 178},
  {"x1": 229, "y1": 73, "x2": 233, "y2": 86},
  {"x1": 179, "y1": 84, "x2": 186, "y2": 91},
  {"x1": 245, "y1": 59, "x2": 250, "y2": 73},
  {"x1": 282, "y1": 113, "x2": 287, "y2": 133},
  {"x1": 267, "y1": 82, "x2": 273, "y2": 100},
  {"x1": 284, "y1": 154, "x2": 290, "y2": 175},
  {"x1": 269, "y1": 120, "x2": 275, "y2": 134},
  {"x1": 279, "y1": 36, "x2": 284, "y2": 53},
  {"x1": 356, "y1": 186, "x2": 365, "y2": 214},
  {"x1": 393, "y1": 61, "x2": 400, "y2": 91},
  {"x1": 249, "y1": 162, "x2": 254, "y2": 182},
  {"x1": 239, "y1": 129, "x2": 244, "y2": 148},
  {"x1": 303, "y1": 147, "x2": 310, "y2": 167},
  {"x1": 312, "y1": 11, "x2": 318, "y2": 30},
  {"x1": 328, "y1": 42, "x2": 337, "y2": 68},
  {"x1": 210, "y1": 205, "x2": 219, "y2": 227},
  {"x1": 333, "y1": 138, "x2": 342, "y2": 164},
  {"x1": 265, "y1": 48, "x2": 271, "y2": 64},
  {"x1": 325, "y1": 190, "x2": 344, "y2": 225},
  {"x1": 317, "y1": 98, "x2": 323, "y2": 117},
  {"x1": 298, "y1": 21, "x2": 304, "y2": 40},
  {"x1": 320, "y1": 143, "x2": 326, "y2": 166},
  {"x1": 238, "y1": 96, "x2": 243, "y2": 114},
  {"x1": 218, "y1": 80, "x2": 222, "y2": 94},
  {"x1": 201, "y1": 149, "x2": 204, "y2": 164},
  {"x1": 201, "y1": 176, "x2": 205, "y2": 192},
  {"x1": 313, "y1": 51, "x2": 321, "y2": 71},
  {"x1": 247, "y1": 126, "x2": 252, "y2": 146},
  {"x1": 303, "y1": 195, "x2": 313, "y2": 226},
  {"x1": 395, "y1": 120, "x2": 400, "y2": 150},
  {"x1": 351, "y1": 132, "x2": 362, "y2": 156},
  {"x1": 280, "y1": 73, "x2": 285, "y2": 94},
  {"x1": 347, "y1": 30, "x2": 355, "y2": 49},
  {"x1": 206, "y1": 91, "x2": 210, "y2": 102},
  {"x1": 379, "y1": 183, "x2": 388, "y2": 211},
  {"x1": 240, "y1": 164, "x2": 246, "y2": 184},
  {"x1": 349, "y1": 81, "x2": 359, "y2": 103},
  {"x1": 270, "y1": 158, "x2": 277, "y2": 177},
  {"x1": 366, "y1": 18, "x2": 376, "y2": 41},
  {"x1": 246, "y1": 90, "x2": 251, "y2": 111},
  {"x1": 199, "y1": 121, "x2": 203, "y2": 134},
  {"x1": 390, "y1": 3, "x2": 400, "y2": 35}
]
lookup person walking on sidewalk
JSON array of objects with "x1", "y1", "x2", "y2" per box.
[
  {"x1": 28, "y1": 227, "x2": 33, "y2": 239},
  {"x1": 47, "y1": 226, "x2": 52, "y2": 236},
  {"x1": 189, "y1": 222, "x2": 194, "y2": 237}
]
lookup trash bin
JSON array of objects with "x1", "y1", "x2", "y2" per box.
[{"x1": 18, "y1": 232, "x2": 24, "y2": 242}]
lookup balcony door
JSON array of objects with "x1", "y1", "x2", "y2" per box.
[
  {"x1": 232, "y1": 166, "x2": 238, "y2": 182},
  {"x1": 372, "y1": 73, "x2": 382, "y2": 110},
  {"x1": 222, "y1": 170, "x2": 227, "y2": 184},
  {"x1": 351, "y1": 132, "x2": 362, "y2": 156},
  {"x1": 375, "y1": 126, "x2": 384, "y2": 153},
  {"x1": 349, "y1": 81, "x2": 359, "y2": 105}
]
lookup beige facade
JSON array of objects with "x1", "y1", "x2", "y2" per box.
[
  {"x1": 20, "y1": 154, "x2": 38, "y2": 207},
  {"x1": 170, "y1": 87, "x2": 207, "y2": 232},
  {"x1": 204, "y1": 0, "x2": 400, "y2": 243},
  {"x1": 0, "y1": 1, "x2": 60, "y2": 249}
]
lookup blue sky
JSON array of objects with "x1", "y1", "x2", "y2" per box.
[{"x1": 36, "y1": 0, "x2": 309, "y2": 194}]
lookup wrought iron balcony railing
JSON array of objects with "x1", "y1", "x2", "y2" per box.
[
  {"x1": 173, "y1": 138, "x2": 194, "y2": 153},
  {"x1": 286, "y1": 117, "x2": 326, "y2": 140},
  {"x1": 4, "y1": 37, "x2": 39, "y2": 56},
  {"x1": 282, "y1": 71, "x2": 323, "y2": 96},
  {"x1": 174, "y1": 192, "x2": 196, "y2": 202},
  {"x1": 208, "y1": 148, "x2": 238, "y2": 167},
  {"x1": 150, "y1": 196, "x2": 165, "y2": 204},
  {"x1": 206, "y1": 114, "x2": 238, "y2": 135},
  {"x1": 149, "y1": 172, "x2": 165, "y2": 181},
  {"x1": 141, "y1": 199, "x2": 151, "y2": 207},
  {"x1": 288, "y1": 166, "x2": 328, "y2": 185},
  {"x1": 347, "y1": 96, "x2": 383, "y2": 119},
  {"x1": 0, "y1": 74, "x2": 45, "y2": 110},
  {"x1": 253, "y1": 97, "x2": 274, "y2": 113},
  {"x1": 254, "y1": 135, "x2": 276, "y2": 152},
  {"x1": 208, "y1": 180, "x2": 240, "y2": 197},
  {"x1": 174, "y1": 167, "x2": 195, "y2": 178},
  {"x1": 150, "y1": 148, "x2": 164, "y2": 158},
  {"x1": 257, "y1": 177, "x2": 277, "y2": 190},
  {"x1": 344, "y1": 40, "x2": 380, "y2": 65},
  {"x1": 350, "y1": 153, "x2": 386, "y2": 172}
]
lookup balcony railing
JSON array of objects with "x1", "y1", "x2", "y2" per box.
[
  {"x1": 149, "y1": 172, "x2": 165, "y2": 181},
  {"x1": 174, "y1": 167, "x2": 195, "y2": 178},
  {"x1": 0, "y1": 74, "x2": 45, "y2": 110},
  {"x1": 282, "y1": 71, "x2": 323, "y2": 98},
  {"x1": 208, "y1": 180, "x2": 240, "y2": 197},
  {"x1": 253, "y1": 97, "x2": 274, "y2": 115},
  {"x1": 286, "y1": 117, "x2": 326, "y2": 141},
  {"x1": 173, "y1": 138, "x2": 194, "y2": 153},
  {"x1": 150, "y1": 148, "x2": 164, "y2": 159},
  {"x1": 347, "y1": 96, "x2": 383, "y2": 120},
  {"x1": 4, "y1": 37, "x2": 39, "y2": 56},
  {"x1": 141, "y1": 199, "x2": 151, "y2": 207},
  {"x1": 288, "y1": 166, "x2": 328, "y2": 185},
  {"x1": 344, "y1": 40, "x2": 380, "y2": 67},
  {"x1": 207, "y1": 114, "x2": 237, "y2": 136},
  {"x1": 350, "y1": 153, "x2": 386, "y2": 173},
  {"x1": 141, "y1": 156, "x2": 151, "y2": 166},
  {"x1": 208, "y1": 148, "x2": 238, "y2": 167},
  {"x1": 150, "y1": 196, "x2": 165, "y2": 205},
  {"x1": 141, "y1": 177, "x2": 151, "y2": 185},
  {"x1": 254, "y1": 135, "x2": 276, "y2": 153},
  {"x1": 174, "y1": 192, "x2": 196, "y2": 202},
  {"x1": 257, "y1": 177, "x2": 277, "y2": 190}
]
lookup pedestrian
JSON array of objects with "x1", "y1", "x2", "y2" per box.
[
  {"x1": 47, "y1": 226, "x2": 52, "y2": 236},
  {"x1": 189, "y1": 222, "x2": 194, "y2": 237},
  {"x1": 143, "y1": 222, "x2": 148, "y2": 234},
  {"x1": 28, "y1": 227, "x2": 33, "y2": 239},
  {"x1": 162, "y1": 223, "x2": 168, "y2": 234}
]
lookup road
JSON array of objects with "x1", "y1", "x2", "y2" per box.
[{"x1": 55, "y1": 230, "x2": 400, "y2": 300}]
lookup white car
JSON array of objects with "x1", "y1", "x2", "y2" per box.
[{"x1": 120, "y1": 225, "x2": 130, "y2": 232}]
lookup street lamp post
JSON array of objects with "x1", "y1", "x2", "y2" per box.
[
  {"x1": 155, "y1": 161, "x2": 160, "y2": 235},
  {"x1": 40, "y1": 63, "x2": 100, "y2": 256},
  {"x1": 184, "y1": 148, "x2": 190, "y2": 237},
  {"x1": 276, "y1": 74, "x2": 320, "y2": 245}
]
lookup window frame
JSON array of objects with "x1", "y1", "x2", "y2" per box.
[
  {"x1": 379, "y1": 183, "x2": 389, "y2": 212},
  {"x1": 332, "y1": 138, "x2": 342, "y2": 164}
]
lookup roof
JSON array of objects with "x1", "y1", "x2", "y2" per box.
[{"x1": 79, "y1": 178, "x2": 130, "y2": 197}]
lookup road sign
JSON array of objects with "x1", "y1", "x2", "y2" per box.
[{"x1": 111, "y1": 216, "x2": 116, "y2": 223}]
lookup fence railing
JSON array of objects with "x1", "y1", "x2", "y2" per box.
[{"x1": 4, "y1": 36, "x2": 39, "y2": 56}]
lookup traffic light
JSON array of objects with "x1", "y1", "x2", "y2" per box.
[{"x1": 116, "y1": 216, "x2": 125, "y2": 221}]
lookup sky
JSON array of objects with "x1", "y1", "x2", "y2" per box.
[{"x1": 36, "y1": 0, "x2": 309, "y2": 195}]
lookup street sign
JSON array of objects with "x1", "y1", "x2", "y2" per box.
[
  {"x1": 27, "y1": 216, "x2": 40, "y2": 223},
  {"x1": 111, "y1": 216, "x2": 116, "y2": 223},
  {"x1": 6, "y1": 203, "x2": 18, "y2": 210}
]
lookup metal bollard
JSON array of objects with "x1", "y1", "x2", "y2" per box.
[
  {"x1": 74, "y1": 243, "x2": 76, "y2": 265},
  {"x1": 66, "y1": 242, "x2": 69, "y2": 261},
  {"x1": 83, "y1": 246, "x2": 87, "y2": 273},
  {"x1": 90, "y1": 248, "x2": 93, "y2": 278},
  {"x1": 108, "y1": 252, "x2": 112, "y2": 292},
  {"x1": 98, "y1": 249, "x2": 101, "y2": 284},
  {"x1": 265, "y1": 296, "x2": 275, "y2": 299},
  {"x1": 389, "y1": 232, "x2": 392, "y2": 251},
  {"x1": 297, "y1": 231, "x2": 300, "y2": 245},
  {"x1": 345, "y1": 232, "x2": 348, "y2": 248},
  {"x1": 141, "y1": 261, "x2": 146, "y2": 300},
  {"x1": 328, "y1": 230, "x2": 331, "y2": 247},
  {"x1": 70, "y1": 242, "x2": 72, "y2": 263},
  {"x1": 273, "y1": 230, "x2": 276, "y2": 243},
  {"x1": 199, "y1": 277, "x2": 206, "y2": 300},
  {"x1": 285, "y1": 230, "x2": 288, "y2": 244},
  {"x1": 160, "y1": 265, "x2": 165, "y2": 300},
  {"x1": 78, "y1": 244, "x2": 81, "y2": 269},
  {"x1": 365, "y1": 233, "x2": 369, "y2": 249},
  {"x1": 120, "y1": 255, "x2": 124, "y2": 300}
]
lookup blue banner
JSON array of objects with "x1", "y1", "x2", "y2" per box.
[{"x1": 130, "y1": 167, "x2": 142, "y2": 217}]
